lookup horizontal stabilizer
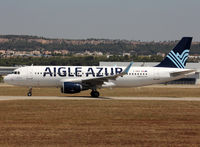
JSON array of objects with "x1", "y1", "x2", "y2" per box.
[{"x1": 170, "y1": 69, "x2": 196, "y2": 77}]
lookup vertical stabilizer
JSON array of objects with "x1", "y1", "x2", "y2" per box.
[{"x1": 156, "y1": 37, "x2": 192, "y2": 68}]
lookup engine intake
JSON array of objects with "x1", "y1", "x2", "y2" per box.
[{"x1": 61, "y1": 82, "x2": 88, "y2": 94}]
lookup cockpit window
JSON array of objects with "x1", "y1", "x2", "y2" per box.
[{"x1": 12, "y1": 71, "x2": 20, "y2": 74}]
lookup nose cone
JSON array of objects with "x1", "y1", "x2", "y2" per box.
[{"x1": 4, "y1": 75, "x2": 11, "y2": 84}]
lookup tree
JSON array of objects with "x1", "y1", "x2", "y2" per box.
[{"x1": 0, "y1": 75, "x2": 3, "y2": 83}]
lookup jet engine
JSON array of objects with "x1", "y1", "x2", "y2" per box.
[{"x1": 61, "y1": 82, "x2": 89, "y2": 94}]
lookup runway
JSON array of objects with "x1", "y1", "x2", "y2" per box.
[{"x1": 0, "y1": 96, "x2": 200, "y2": 101}]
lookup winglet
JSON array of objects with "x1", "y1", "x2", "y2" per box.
[{"x1": 123, "y1": 61, "x2": 134, "y2": 74}]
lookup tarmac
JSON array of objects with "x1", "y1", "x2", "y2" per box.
[{"x1": 0, "y1": 96, "x2": 200, "y2": 101}]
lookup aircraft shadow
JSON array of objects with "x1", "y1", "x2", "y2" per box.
[{"x1": 60, "y1": 95, "x2": 112, "y2": 100}]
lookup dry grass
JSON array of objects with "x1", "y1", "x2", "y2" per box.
[
  {"x1": 0, "y1": 100, "x2": 200, "y2": 146},
  {"x1": 0, "y1": 85, "x2": 200, "y2": 97},
  {"x1": 0, "y1": 85, "x2": 200, "y2": 146}
]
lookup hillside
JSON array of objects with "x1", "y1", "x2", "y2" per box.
[{"x1": 0, "y1": 35, "x2": 200, "y2": 55}]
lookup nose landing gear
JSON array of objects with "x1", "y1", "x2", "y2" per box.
[
  {"x1": 27, "y1": 88, "x2": 32, "y2": 96},
  {"x1": 90, "y1": 90, "x2": 100, "y2": 98}
]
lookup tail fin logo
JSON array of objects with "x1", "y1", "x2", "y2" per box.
[{"x1": 167, "y1": 49, "x2": 189, "y2": 69}]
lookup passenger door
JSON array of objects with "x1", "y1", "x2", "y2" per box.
[
  {"x1": 26, "y1": 67, "x2": 33, "y2": 82},
  {"x1": 153, "y1": 70, "x2": 160, "y2": 80}
]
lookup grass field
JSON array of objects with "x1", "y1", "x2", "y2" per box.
[
  {"x1": 0, "y1": 100, "x2": 200, "y2": 146},
  {"x1": 0, "y1": 85, "x2": 200, "y2": 97},
  {"x1": 1, "y1": 85, "x2": 200, "y2": 146}
]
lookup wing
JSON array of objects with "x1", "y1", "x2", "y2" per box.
[
  {"x1": 81, "y1": 62, "x2": 133, "y2": 87},
  {"x1": 170, "y1": 69, "x2": 196, "y2": 77}
]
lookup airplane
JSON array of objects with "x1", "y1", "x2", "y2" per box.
[{"x1": 4, "y1": 37, "x2": 195, "y2": 97}]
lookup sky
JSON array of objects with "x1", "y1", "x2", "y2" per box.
[{"x1": 0, "y1": 0, "x2": 200, "y2": 41}]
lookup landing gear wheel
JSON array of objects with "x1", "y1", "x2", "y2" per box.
[
  {"x1": 90, "y1": 91, "x2": 100, "y2": 98},
  {"x1": 27, "y1": 88, "x2": 32, "y2": 96},
  {"x1": 27, "y1": 92, "x2": 32, "y2": 96}
]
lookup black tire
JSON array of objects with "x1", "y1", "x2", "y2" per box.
[
  {"x1": 27, "y1": 92, "x2": 32, "y2": 96},
  {"x1": 90, "y1": 91, "x2": 100, "y2": 98}
]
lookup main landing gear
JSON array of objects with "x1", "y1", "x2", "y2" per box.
[
  {"x1": 27, "y1": 88, "x2": 32, "y2": 96},
  {"x1": 90, "y1": 90, "x2": 100, "y2": 98}
]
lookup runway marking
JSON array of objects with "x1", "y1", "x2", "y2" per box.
[{"x1": 0, "y1": 96, "x2": 200, "y2": 101}]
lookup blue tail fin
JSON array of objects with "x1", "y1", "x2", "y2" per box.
[{"x1": 156, "y1": 37, "x2": 192, "y2": 68}]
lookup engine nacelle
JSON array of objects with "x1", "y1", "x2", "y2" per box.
[{"x1": 61, "y1": 82, "x2": 88, "y2": 94}]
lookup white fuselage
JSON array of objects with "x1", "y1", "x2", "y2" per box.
[{"x1": 4, "y1": 66, "x2": 192, "y2": 88}]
